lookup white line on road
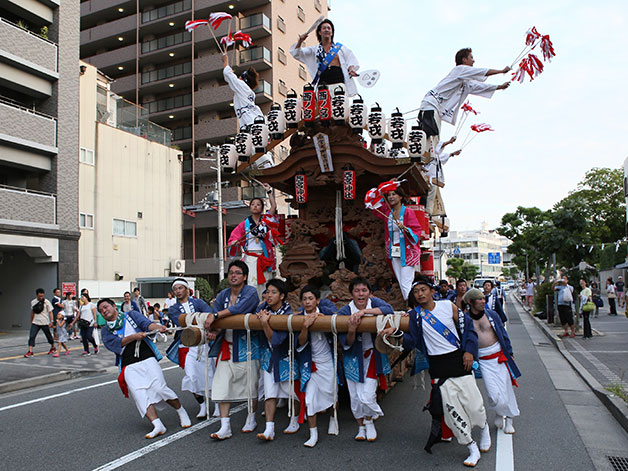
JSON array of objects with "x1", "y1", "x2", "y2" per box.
[
  {"x1": 92, "y1": 403, "x2": 248, "y2": 471},
  {"x1": 0, "y1": 365, "x2": 179, "y2": 412},
  {"x1": 495, "y1": 429, "x2": 514, "y2": 471},
  {"x1": 567, "y1": 340, "x2": 628, "y2": 388}
]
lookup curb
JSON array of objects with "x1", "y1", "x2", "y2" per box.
[
  {"x1": 514, "y1": 295, "x2": 628, "y2": 434},
  {"x1": 0, "y1": 368, "x2": 109, "y2": 395}
]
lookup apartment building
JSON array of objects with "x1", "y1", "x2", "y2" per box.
[
  {"x1": 78, "y1": 62, "x2": 182, "y2": 298},
  {"x1": 0, "y1": 1, "x2": 80, "y2": 329},
  {"x1": 80, "y1": 0, "x2": 328, "y2": 283}
]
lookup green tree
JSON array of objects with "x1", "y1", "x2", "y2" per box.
[
  {"x1": 446, "y1": 257, "x2": 479, "y2": 281},
  {"x1": 195, "y1": 277, "x2": 214, "y2": 303}
]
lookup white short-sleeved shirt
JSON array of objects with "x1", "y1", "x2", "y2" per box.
[{"x1": 419, "y1": 300, "x2": 459, "y2": 356}]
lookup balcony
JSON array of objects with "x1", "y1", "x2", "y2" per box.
[
  {"x1": 239, "y1": 47, "x2": 272, "y2": 72},
  {"x1": 0, "y1": 185, "x2": 56, "y2": 226},
  {"x1": 240, "y1": 13, "x2": 271, "y2": 40},
  {"x1": 195, "y1": 117, "x2": 238, "y2": 143},
  {"x1": 0, "y1": 18, "x2": 58, "y2": 73},
  {"x1": 0, "y1": 98, "x2": 57, "y2": 153},
  {"x1": 83, "y1": 44, "x2": 135, "y2": 73},
  {"x1": 81, "y1": 13, "x2": 137, "y2": 50}
]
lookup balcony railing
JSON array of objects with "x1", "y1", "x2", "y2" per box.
[
  {"x1": 0, "y1": 17, "x2": 58, "y2": 72},
  {"x1": 142, "y1": 31, "x2": 191, "y2": 54},
  {"x1": 0, "y1": 97, "x2": 57, "y2": 150},
  {"x1": 96, "y1": 87, "x2": 172, "y2": 146},
  {"x1": 240, "y1": 13, "x2": 270, "y2": 30},
  {"x1": 142, "y1": 62, "x2": 192, "y2": 84},
  {"x1": 0, "y1": 185, "x2": 56, "y2": 225},
  {"x1": 142, "y1": 0, "x2": 192, "y2": 23},
  {"x1": 144, "y1": 93, "x2": 192, "y2": 113},
  {"x1": 240, "y1": 47, "x2": 271, "y2": 64}
]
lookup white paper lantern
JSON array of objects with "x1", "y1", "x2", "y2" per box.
[
  {"x1": 235, "y1": 131, "x2": 253, "y2": 162},
  {"x1": 267, "y1": 103, "x2": 286, "y2": 140},
  {"x1": 367, "y1": 102, "x2": 386, "y2": 144},
  {"x1": 219, "y1": 143, "x2": 238, "y2": 173},
  {"x1": 371, "y1": 140, "x2": 388, "y2": 157},
  {"x1": 388, "y1": 107, "x2": 406, "y2": 149},
  {"x1": 284, "y1": 89, "x2": 301, "y2": 129},
  {"x1": 250, "y1": 116, "x2": 269, "y2": 154},
  {"x1": 349, "y1": 94, "x2": 366, "y2": 134},
  {"x1": 331, "y1": 84, "x2": 348, "y2": 125},
  {"x1": 407, "y1": 122, "x2": 427, "y2": 163}
]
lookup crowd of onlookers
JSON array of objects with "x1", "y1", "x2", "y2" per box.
[{"x1": 24, "y1": 286, "x2": 176, "y2": 358}]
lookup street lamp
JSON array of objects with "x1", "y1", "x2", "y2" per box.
[{"x1": 197, "y1": 144, "x2": 225, "y2": 281}]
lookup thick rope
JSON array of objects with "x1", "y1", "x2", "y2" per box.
[
  {"x1": 376, "y1": 313, "x2": 404, "y2": 352},
  {"x1": 287, "y1": 314, "x2": 295, "y2": 419},
  {"x1": 244, "y1": 313, "x2": 253, "y2": 415},
  {"x1": 330, "y1": 314, "x2": 339, "y2": 434}
]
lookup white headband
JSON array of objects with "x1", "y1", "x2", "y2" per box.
[{"x1": 172, "y1": 279, "x2": 190, "y2": 289}]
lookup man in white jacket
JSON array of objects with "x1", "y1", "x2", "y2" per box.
[
  {"x1": 223, "y1": 54, "x2": 264, "y2": 130},
  {"x1": 290, "y1": 19, "x2": 359, "y2": 96}
]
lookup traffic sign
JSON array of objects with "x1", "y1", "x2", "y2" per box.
[
  {"x1": 487, "y1": 252, "x2": 501, "y2": 264},
  {"x1": 453, "y1": 246, "x2": 461, "y2": 256}
]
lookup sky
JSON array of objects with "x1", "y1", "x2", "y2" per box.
[{"x1": 328, "y1": 0, "x2": 628, "y2": 231}]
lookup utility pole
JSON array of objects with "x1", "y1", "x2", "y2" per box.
[{"x1": 199, "y1": 145, "x2": 224, "y2": 281}]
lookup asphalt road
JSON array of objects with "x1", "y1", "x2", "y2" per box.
[{"x1": 1, "y1": 301, "x2": 627, "y2": 470}]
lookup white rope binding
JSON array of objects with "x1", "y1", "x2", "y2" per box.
[
  {"x1": 244, "y1": 313, "x2": 253, "y2": 415},
  {"x1": 376, "y1": 313, "x2": 404, "y2": 352},
  {"x1": 330, "y1": 313, "x2": 339, "y2": 435}
]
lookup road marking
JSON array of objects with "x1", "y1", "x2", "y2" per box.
[
  {"x1": 0, "y1": 365, "x2": 179, "y2": 412},
  {"x1": 567, "y1": 341, "x2": 628, "y2": 388},
  {"x1": 495, "y1": 429, "x2": 514, "y2": 471},
  {"x1": 92, "y1": 403, "x2": 248, "y2": 471},
  {"x1": 0, "y1": 345, "x2": 96, "y2": 361}
]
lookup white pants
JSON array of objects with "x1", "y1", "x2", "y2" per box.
[
  {"x1": 346, "y1": 350, "x2": 383, "y2": 420},
  {"x1": 181, "y1": 345, "x2": 215, "y2": 397},
  {"x1": 243, "y1": 251, "x2": 273, "y2": 297},
  {"x1": 478, "y1": 342, "x2": 520, "y2": 418},
  {"x1": 262, "y1": 368, "x2": 292, "y2": 399},
  {"x1": 391, "y1": 257, "x2": 416, "y2": 300},
  {"x1": 124, "y1": 357, "x2": 178, "y2": 418},
  {"x1": 306, "y1": 359, "x2": 335, "y2": 416},
  {"x1": 440, "y1": 374, "x2": 487, "y2": 445}
]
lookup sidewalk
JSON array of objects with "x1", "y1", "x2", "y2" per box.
[
  {"x1": 515, "y1": 293, "x2": 628, "y2": 434},
  {"x1": 0, "y1": 329, "x2": 174, "y2": 394}
]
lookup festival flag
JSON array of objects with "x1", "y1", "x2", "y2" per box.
[
  {"x1": 185, "y1": 19, "x2": 209, "y2": 32},
  {"x1": 525, "y1": 26, "x2": 541, "y2": 46},
  {"x1": 377, "y1": 180, "x2": 404, "y2": 194},
  {"x1": 461, "y1": 101, "x2": 478, "y2": 115},
  {"x1": 540, "y1": 35, "x2": 556, "y2": 62},
  {"x1": 470, "y1": 123, "x2": 494, "y2": 133},
  {"x1": 220, "y1": 31, "x2": 235, "y2": 48},
  {"x1": 209, "y1": 12, "x2": 232, "y2": 30},
  {"x1": 364, "y1": 188, "x2": 385, "y2": 210},
  {"x1": 233, "y1": 31, "x2": 253, "y2": 48}
]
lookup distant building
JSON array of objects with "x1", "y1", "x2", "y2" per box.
[
  {"x1": 0, "y1": 1, "x2": 80, "y2": 329},
  {"x1": 440, "y1": 222, "x2": 511, "y2": 279},
  {"x1": 78, "y1": 62, "x2": 182, "y2": 299}
]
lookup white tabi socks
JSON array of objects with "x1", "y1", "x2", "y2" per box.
[
  {"x1": 354, "y1": 425, "x2": 366, "y2": 441},
  {"x1": 211, "y1": 417, "x2": 232, "y2": 440},
  {"x1": 504, "y1": 417, "x2": 515, "y2": 434},
  {"x1": 283, "y1": 415, "x2": 300, "y2": 434},
  {"x1": 464, "y1": 441, "x2": 481, "y2": 467},
  {"x1": 212, "y1": 402, "x2": 221, "y2": 417},
  {"x1": 479, "y1": 423, "x2": 491, "y2": 452},
  {"x1": 304, "y1": 427, "x2": 318, "y2": 448},
  {"x1": 196, "y1": 401, "x2": 207, "y2": 419},
  {"x1": 327, "y1": 416, "x2": 339, "y2": 436},
  {"x1": 257, "y1": 421, "x2": 275, "y2": 441},
  {"x1": 364, "y1": 419, "x2": 377, "y2": 442},
  {"x1": 241, "y1": 412, "x2": 257, "y2": 433},
  {"x1": 176, "y1": 406, "x2": 191, "y2": 428},
  {"x1": 145, "y1": 418, "x2": 166, "y2": 439}
]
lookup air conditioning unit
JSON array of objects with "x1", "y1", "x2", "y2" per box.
[{"x1": 171, "y1": 259, "x2": 185, "y2": 274}]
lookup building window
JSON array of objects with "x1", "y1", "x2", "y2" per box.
[
  {"x1": 277, "y1": 15, "x2": 286, "y2": 32},
  {"x1": 113, "y1": 218, "x2": 137, "y2": 237},
  {"x1": 297, "y1": 6, "x2": 305, "y2": 22},
  {"x1": 298, "y1": 64, "x2": 307, "y2": 80},
  {"x1": 142, "y1": 0, "x2": 192, "y2": 23},
  {"x1": 277, "y1": 47, "x2": 287, "y2": 64},
  {"x1": 315, "y1": 0, "x2": 322, "y2": 12},
  {"x1": 80, "y1": 147, "x2": 95, "y2": 165},
  {"x1": 278, "y1": 79, "x2": 288, "y2": 96},
  {"x1": 79, "y1": 213, "x2": 94, "y2": 229}
]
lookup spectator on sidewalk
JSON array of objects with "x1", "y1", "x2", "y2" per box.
[
  {"x1": 615, "y1": 276, "x2": 625, "y2": 308},
  {"x1": 553, "y1": 275, "x2": 575, "y2": 338},
  {"x1": 591, "y1": 281, "x2": 602, "y2": 318},
  {"x1": 133, "y1": 287, "x2": 149, "y2": 317},
  {"x1": 579, "y1": 279, "x2": 593, "y2": 339},
  {"x1": 164, "y1": 291, "x2": 176, "y2": 311},
  {"x1": 525, "y1": 279, "x2": 535, "y2": 309},
  {"x1": 24, "y1": 288, "x2": 56, "y2": 357},
  {"x1": 483, "y1": 280, "x2": 507, "y2": 324},
  {"x1": 63, "y1": 292, "x2": 78, "y2": 339},
  {"x1": 71, "y1": 293, "x2": 99, "y2": 355},
  {"x1": 121, "y1": 291, "x2": 140, "y2": 314},
  {"x1": 51, "y1": 288, "x2": 63, "y2": 341},
  {"x1": 53, "y1": 313, "x2": 70, "y2": 357},
  {"x1": 606, "y1": 278, "x2": 617, "y2": 315}
]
